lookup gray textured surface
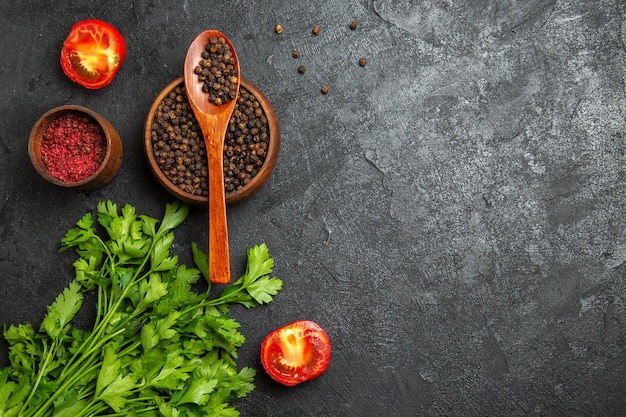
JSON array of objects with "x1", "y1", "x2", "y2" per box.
[{"x1": 1, "y1": 1, "x2": 625, "y2": 416}]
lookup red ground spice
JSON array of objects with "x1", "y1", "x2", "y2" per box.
[{"x1": 40, "y1": 112, "x2": 107, "y2": 182}]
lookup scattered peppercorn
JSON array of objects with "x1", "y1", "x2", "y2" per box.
[
  {"x1": 312, "y1": 25, "x2": 321, "y2": 35},
  {"x1": 349, "y1": 20, "x2": 358, "y2": 30},
  {"x1": 275, "y1": 24, "x2": 283, "y2": 34},
  {"x1": 193, "y1": 36, "x2": 238, "y2": 106},
  {"x1": 321, "y1": 85, "x2": 329, "y2": 94},
  {"x1": 292, "y1": 49, "x2": 301, "y2": 58},
  {"x1": 41, "y1": 112, "x2": 106, "y2": 183},
  {"x1": 297, "y1": 65, "x2": 306, "y2": 74},
  {"x1": 150, "y1": 83, "x2": 270, "y2": 197},
  {"x1": 359, "y1": 57, "x2": 367, "y2": 67}
]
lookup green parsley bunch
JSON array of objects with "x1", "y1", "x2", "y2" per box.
[{"x1": 0, "y1": 201, "x2": 282, "y2": 417}]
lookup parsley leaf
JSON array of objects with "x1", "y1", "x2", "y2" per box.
[{"x1": 40, "y1": 280, "x2": 83, "y2": 339}]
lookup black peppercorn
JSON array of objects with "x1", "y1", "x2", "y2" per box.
[
  {"x1": 151, "y1": 83, "x2": 270, "y2": 197},
  {"x1": 195, "y1": 36, "x2": 238, "y2": 106}
]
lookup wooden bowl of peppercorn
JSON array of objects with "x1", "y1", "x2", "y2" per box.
[
  {"x1": 28, "y1": 105, "x2": 123, "y2": 190},
  {"x1": 144, "y1": 76, "x2": 280, "y2": 206}
]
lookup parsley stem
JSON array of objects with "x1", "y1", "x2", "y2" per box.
[
  {"x1": 94, "y1": 283, "x2": 104, "y2": 328},
  {"x1": 117, "y1": 339, "x2": 141, "y2": 357},
  {"x1": 60, "y1": 244, "x2": 155, "y2": 382},
  {"x1": 44, "y1": 233, "x2": 159, "y2": 415},
  {"x1": 74, "y1": 399, "x2": 106, "y2": 417},
  {"x1": 19, "y1": 340, "x2": 55, "y2": 416},
  {"x1": 59, "y1": 325, "x2": 126, "y2": 380},
  {"x1": 28, "y1": 329, "x2": 124, "y2": 417},
  {"x1": 95, "y1": 403, "x2": 158, "y2": 416}
]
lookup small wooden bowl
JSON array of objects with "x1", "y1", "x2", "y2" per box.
[
  {"x1": 28, "y1": 105, "x2": 123, "y2": 190},
  {"x1": 144, "y1": 76, "x2": 280, "y2": 206}
]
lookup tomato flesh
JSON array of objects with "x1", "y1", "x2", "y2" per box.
[
  {"x1": 261, "y1": 320, "x2": 331, "y2": 386},
  {"x1": 60, "y1": 19, "x2": 126, "y2": 89}
]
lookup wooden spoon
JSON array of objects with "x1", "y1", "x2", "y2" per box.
[{"x1": 184, "y1": 30, "x2": 240, "y2": 284}]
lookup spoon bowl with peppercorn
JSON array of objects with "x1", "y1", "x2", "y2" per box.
[{"x1": 184, "y1": 29, "x2": 240, "y2": 285}]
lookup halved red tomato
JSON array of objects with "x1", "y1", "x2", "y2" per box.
[
  {"x1": 60, "y1": 19, "x2": 126, "y2": 89},
  {"x1": 260, "y1": 320, "x2": 331, "y2": 386}
]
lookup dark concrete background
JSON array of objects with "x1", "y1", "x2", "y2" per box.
[{"x1": 1, "y1": 1, "x2": 625, "y2": 416}]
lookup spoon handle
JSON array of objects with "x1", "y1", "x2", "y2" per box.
[
  {"x1": 205, "y1": 123, "x2": 230, "y2": 284},
  {"x1": 183, "y1": 29, "x2": 240, "y2": 285}
]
